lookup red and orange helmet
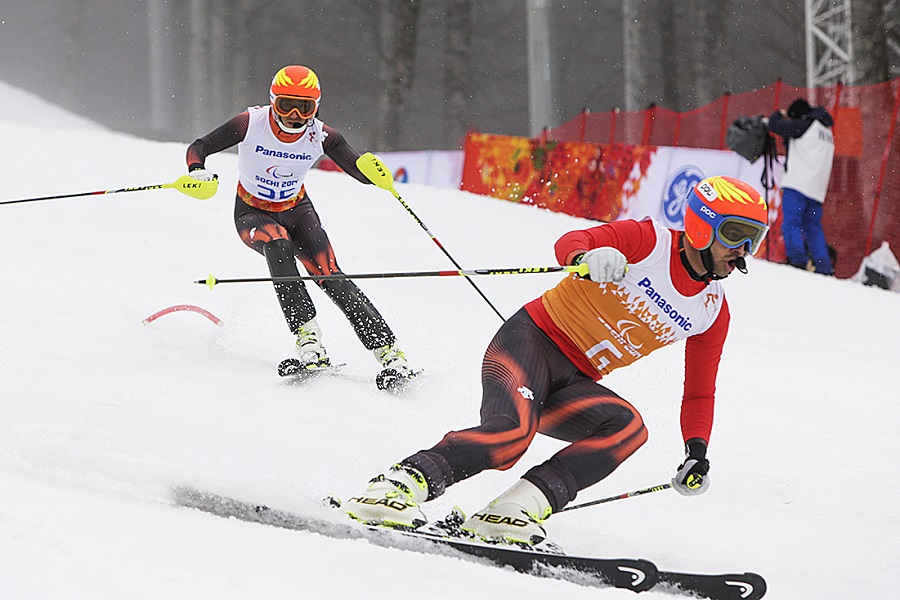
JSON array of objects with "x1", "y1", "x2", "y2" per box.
[
  {"x1": 683, "y1": 176, "x2": 769, "y2": 254},
  {"x1": 269, "y1": 65, "x2": 321, "y2": 122}
]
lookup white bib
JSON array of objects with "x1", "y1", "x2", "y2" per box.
[{"x1": 237, "y1": 105, "x2": 325, "y2": 202}]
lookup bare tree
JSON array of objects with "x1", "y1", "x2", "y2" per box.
[
  {"x1": 735, "y1": 0, "x2": 804, "y2": 86},
  {"x1": 370, "y1": 0, "x2": 422, "y2": 151},
  {"x1": 853, "y1": 0, "x2": 892, "y2": 84},
  {"x1": 57, "y1": 0, "x2": 91, "y2": 110},
  {"x1": 148, "y1": 0, "x2": 176, "y2": 134},
  {"x1": 622, "y1": 0, "x2": 656, "y2": 111},
  {"x1": 0, "y1": 0, "x2": 842, "y2": 148},
  {"x1": 888, "y1": 0, "x2": 900, "y2": 77},
  {"x1": 658, "y1": 0, "x2": 680, "y2": 109},
  {"x1": 188, "y1": 0, "x2": 211, "y2": 133},
  {"x1": 186, "y1": 0, "x2": 274, "y2": 135},
  {"x1": 444, "y1": 0, "x2": 472, "y2": 148},
  {"x1": 686, "y1": 0, "x2": 731, "y2": 106},
  {"x1": 208, "y1": 7, "x2": 230, "y2": 120},
  {"x1": 229, "y1": 1, "x2": 271, "y2": 112}
]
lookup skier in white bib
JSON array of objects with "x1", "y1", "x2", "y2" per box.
[{"x1": 186, "y1": 65, "x2": 413, "y2": 387}]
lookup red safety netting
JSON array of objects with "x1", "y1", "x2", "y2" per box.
[{"x1": 547, "y1": 79, "x2": 900, "y2": 278}]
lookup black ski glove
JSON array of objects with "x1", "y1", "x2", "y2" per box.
[{"x1": 672, "y1": 438, "x2": 710, "y2": 496}]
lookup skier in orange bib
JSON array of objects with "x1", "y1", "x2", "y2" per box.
[{"x1": 341, "y1": 176, "x2": 768, "y2": 550}]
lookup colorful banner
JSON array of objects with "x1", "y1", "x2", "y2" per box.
[
  {"x1": 461, "y1": 133, "x2": 656, "y2": 223},
  {"x1": 461, "y1": 131, "x2": 787, "y2": 261}
]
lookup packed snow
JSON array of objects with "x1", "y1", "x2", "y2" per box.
[{"x1": 0, "y1": 80, "x2": 897, "y2": 599}]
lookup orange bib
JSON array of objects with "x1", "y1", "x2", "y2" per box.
[{"x1": 541, "y1": 221, "x2": 724, "y2": 377}]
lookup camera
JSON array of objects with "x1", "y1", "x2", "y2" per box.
[{"x1": 726, "y1": 115, "x2": 773, "y2": 163}]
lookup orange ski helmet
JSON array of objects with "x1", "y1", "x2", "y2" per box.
[
  {"x1": 683, "y1": 176, "x2": 769, "y2": 254},
  {"x1": 269, "y1": 65, "x2": 321, "y2": 132}
]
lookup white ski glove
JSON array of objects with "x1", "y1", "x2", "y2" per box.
[
  {"x1": 188, "y1": 168, "x2": 217, "y2": 182},
  {"x1": 577, "y1": 247, "x2": 628, "y2": 282}
]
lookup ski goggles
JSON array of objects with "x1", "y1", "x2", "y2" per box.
[
  {"x1": 688, "y1": 194, "x2": 769, "y2": 254},
  {"x1": 272, "y1": 96, "x2": 317, "y2": 119},
  {"x1": 715, "y1": 217, "x2": 768, "y2": 254}
]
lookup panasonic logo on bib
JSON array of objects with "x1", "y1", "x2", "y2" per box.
[
  {"x1": 254, "y1": 145, "x2": 312, "y2": 160},
  {"x1": 637, "y1": 277, "x2": 692, "y2": 331}
]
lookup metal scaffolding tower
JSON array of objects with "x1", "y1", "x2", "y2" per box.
[{"x1": 805, "y1": 0, "x2": 855, "y2": 88}]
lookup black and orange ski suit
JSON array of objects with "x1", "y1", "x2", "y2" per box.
[
  {"x1": 401, "y1": 219, "x2": 728, "y2": 512},
  {"x1": 403, "y1": 308, "x2": 648, "y2": 512},
  {"x1": 187, "y1": 111, "x2": 395, "y2": 349}
]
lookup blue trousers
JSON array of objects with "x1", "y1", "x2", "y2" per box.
[{"x1": 781, "y1": 188, "x2": 833, "y2": 274}]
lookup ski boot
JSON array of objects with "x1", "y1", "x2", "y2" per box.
[
  {"x1": 341, "y1": 463, "x2": 429, "y2": 530},
  {"x1": 295, "y1": 319, "x2": 329, "y2": 369},
  {"x1": 374, "y1": 344, "x2": 416, "y2": 390},
  {"x1": 278, "y1": 319, "x2": 331, "y2": 377},
  {"x1": 460, "y1": 479, "x2": 562, "y2": 553}
]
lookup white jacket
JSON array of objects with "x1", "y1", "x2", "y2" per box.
[{"x1": 781, "y1": 119, "x2": 834, "y2": 203}]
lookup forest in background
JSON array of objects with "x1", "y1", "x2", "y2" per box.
[{"x1": 0, "y1": 0, "x2": 896, "y2": 151}]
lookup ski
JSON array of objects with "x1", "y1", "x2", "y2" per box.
[
  {"x1": 277, "y1": 358, "x2": 346, "y2": 380},
  {"x1": 375, "y1": 367, "x2": 424, "y2": 391},
  {"x1": 172, "y1": 487, "x2": 765, "y2": 598},
  {"x1": 657, "y1": 571, "x2": 767, "y2": 600},
  {"x1": 172, "y1": 486, "x2": 655, "y2": 591}
]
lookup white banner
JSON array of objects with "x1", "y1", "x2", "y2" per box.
[
  {"x1": 620, "y1": 146, "x2": 780, "y2": 229},
  {"x1": 377, "y1": 150, "x2": 464, "y2": 189}
]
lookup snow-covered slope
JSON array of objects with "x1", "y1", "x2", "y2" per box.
[{"x1": 1, "y1": 82, "x2": 898, "y2": 599}]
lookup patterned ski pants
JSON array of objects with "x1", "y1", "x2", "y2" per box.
[
  {"x1": 404, "y1": 308, "x2": 648, "y2": 512},
  {"x1": 234, "y1": 194, "x2": 395, "y2": 349}
]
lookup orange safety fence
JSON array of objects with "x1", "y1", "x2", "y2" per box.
[{"x1": 541, "y1": 78, "x2": 900, "y2": 279}]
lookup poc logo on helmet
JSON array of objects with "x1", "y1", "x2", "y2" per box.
[{"x1": 700, "y1": 204, "x2": 717, "y2": 219}]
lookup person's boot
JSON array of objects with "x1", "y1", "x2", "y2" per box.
[
  {"x1": 341, "y1": 463, "x2": 429, "y2": 529},
  {"x1": 373, "y1": 344, "x2": 416, "y2": 390},
  {"x1": 460, "y1": 479, "x2": 559, "y2": 551},
  {"x1": 295, "y1": 319, "x2": 329, "y2": 368}
]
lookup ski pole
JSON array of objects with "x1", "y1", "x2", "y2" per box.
[
  {"x1": 356, "y1": 152, "x2": 507, "y2": 323},
  {"x1": 0, "y1": 174, "x2": 218, "y2": 206},
  {"x1": 558, "y1": 483, "x2": 673, "y2": 513},
  {"x1": 198, "y1": 264, "x2": 589, "y2": 289}
]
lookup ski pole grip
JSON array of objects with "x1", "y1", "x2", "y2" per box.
[
  {"x1": 571, "y1": 263, "x2": 590, "y2": 277},
  {"x1": 356, "y1": 153, "x2": 396, "y2": 193},
  {"x1": 167, "y1": 175, "x2": 219, "y2": 200}
]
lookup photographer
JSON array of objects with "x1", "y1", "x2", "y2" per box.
[{"x1": 767, "y1": 98, "x2": 835, "y2": 275}]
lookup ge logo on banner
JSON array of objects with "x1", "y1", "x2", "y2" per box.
[{"x1": 661, "y1": 165, "x2": 705, "y2": 229}]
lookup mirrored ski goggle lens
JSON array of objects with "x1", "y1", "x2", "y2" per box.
[
  {"x1": 717, "y1": 219, "x2": 768, "y2": 253},
  {"x1": 273, "y1": 96, "x2": 317, "y2": 118}
]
